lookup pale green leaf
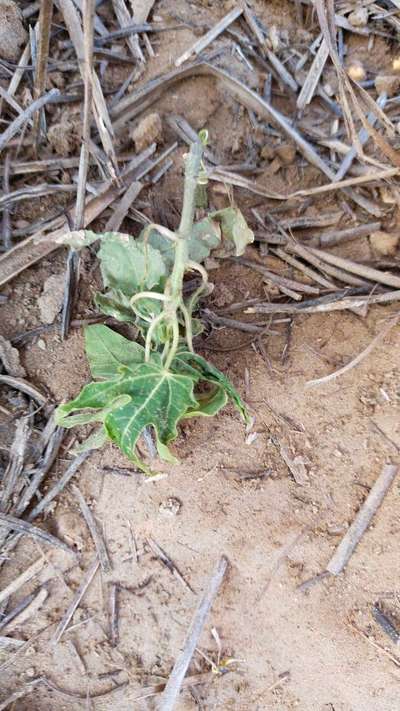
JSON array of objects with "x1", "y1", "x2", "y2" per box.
[
  {"x1": 98, "y1": 232, "x2": 167, "y2": 295},
  {"x1": 95, "y1": 290, "x2": 135, "y2": 323}
]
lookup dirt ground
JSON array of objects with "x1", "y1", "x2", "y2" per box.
[{"x1": 1, "y1": 1, "x2": 400, "y2": 710}]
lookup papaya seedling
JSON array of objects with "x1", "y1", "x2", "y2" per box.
[{"x1": 55, "y1": 139, "x2": 253, "y2": 473}]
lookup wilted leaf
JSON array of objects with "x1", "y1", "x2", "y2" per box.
[
  {"x1": 188, "y1": 218, "x2": 221, "y2": 263},
  {"x1": 95, "y1": 290, "x2": 136, "y2": 323},
  {"x1": 138, "y1": 226, "x2": 176, "y2": 268},
  {"x1": 84, "y1": 325, "x2": 145, "y2": 380},
  {"x1": 53, "y1": 229, "x2": 99, "y2": 249},
  {"x1": 210, "y1": 207, "x2": 254, "y2": 256},
  {"x1": 138, "y1": 218, "x2": 221, "y2": 267},
  {"x1": 98, "y1": 232, "x2": 167, "y2": 295}
]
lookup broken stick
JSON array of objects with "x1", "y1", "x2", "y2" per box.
[
  {"x1": 159, "y1": 555, "x2": 228, "y2": 711},
  {"x1": 326, "y1": 464, "x2": 399, "y2": 575},
  {"x1": 175, "y1": 7, "x2": 243, "y2": 66}
]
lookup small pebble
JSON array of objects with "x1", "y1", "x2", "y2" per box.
[
  {"x1": 37, "y1": 339, "x2": 47, "y2": 351},
  {"x1": 347, "y1": 60, "x2": 366, "y2": 82},
  {"x1": 275, "y1": 143, "x2": 296, "y2": 165},
  {"x1": 159, "y1": 497, "x2": 181, "y2": 517}
]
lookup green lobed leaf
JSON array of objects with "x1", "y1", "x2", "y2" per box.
[
  {"x1": 55, "y1": 361, "x2": 200, "y2": 472},
  {"x1": 84, "y1": 325, "x2": 145, "y2": 380},
  {"x1": 98, "y1": 232, "x2": 167, "y2": 295}
]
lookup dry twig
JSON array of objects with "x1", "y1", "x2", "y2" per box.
[
  {"x1": 72, "y1": 484, "x2": 112, "y2": 573},
  {"x1": 54, "y1": 557, "x2": 100, "y2": 642},
  {"x1": 326, "y1": 464, "x2": 399, "y2": 575},
  {"x1": 159, "y1": 556, "x2": 229, "y2": 711}
]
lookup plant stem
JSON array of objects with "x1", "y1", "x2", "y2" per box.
[
  {"x1": 170, "y1": 142, "x2": 203, "y2": 301},
  {"x1": 163, "y1": 141, "x2": 203, "y2": 367}
]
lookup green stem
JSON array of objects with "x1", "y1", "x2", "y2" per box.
[
  {"x1": 180, "y1": 302, "x2": 194, "y2": 353},
  {"x1": 169, "y1": 142, "x2": 203, "y2": 300},
  {"x1": 164, "y1": 319, "x2": 180, "y2": 369},
  {"x1": 145, "y1": 312, "x2": 166, "y2": 362},
  {"x1": 162, "y1": 141, "x2": 203, "y2": 366}
]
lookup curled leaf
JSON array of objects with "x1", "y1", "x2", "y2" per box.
[
  {"x1": 98, "y1": 233, "x2": 167, "y2": 294},
  {"x1": 95, "y1": 290, "x2": 136, "y2": 323},
  {"x1": 172, "y1": 351, "x2": 250, "y2": 424},
  {"x1": 210, "y1": 207, "x2": 254, "y2": 257}
]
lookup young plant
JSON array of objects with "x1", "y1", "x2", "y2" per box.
[{"x1": 55, "y1": 139, "x2": 253, "y2": 472}]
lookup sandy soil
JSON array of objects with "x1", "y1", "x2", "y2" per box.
[{"x1": 0, "y1": 1, "x2": 400, "y2": 710}]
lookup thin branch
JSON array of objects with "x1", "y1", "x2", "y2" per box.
[
  {"x1": 72, "y1": 484, "x2": 112, "y2": 573},
  {"x1": 175, "y1": 7, "x2": 243, "y2": 66},
  {"x1": 61, "y1": 0, "x2": 95, "y2": 340},
  {"x1": 159, "y1": 556, "x2": 229, "y2": 711},
  {"x1": 0, "y1": 558, "x2": 45, "y2": 606},
  {"x1": 28, "y1": 451, "x2": 92, "y2": 522},
  {"x1": 54, "y1": 557, "x2": 99, "y2": 642},
  {"x1": 0, "y1": 513, "x2": 77, "y2": 557},
  {"x1": 0, "y1": 89, "x2": 60, "y2": 153},
  {"x1": 326, "y1": 465, "x2": 399, "y2": 575},
  {"x1": 33, "y1": 0, "x2": 53, "y2": 148}
]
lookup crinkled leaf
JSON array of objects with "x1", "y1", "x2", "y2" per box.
[
  {"x1": 55, "y1": 229, "x2": 136, "y2": 250},
  {"x1": 84, "y1": 325, "x2": 145, "y2": 380},
  {"x1": 98, "y1": 232, "x2": 167, "y2": 295},
  {"x1": 55, "y1": 361, "x2": 199, "y2": 472},
  {"x1": 95, "y1": 290, "x2": 135, "y2": 323},
  {"x1": 172, "y1": 351, "x2": 250, "y2": 423},
  {"x1": 187, "y1": 218, "x2": 221, "y2": 263},
  {"x1": 138, "y1": 226, "x2": 176, "y2": 269},
  {"x1": 138, "y1": 218, "x2": 221, "y2": 268},
  {"x1": 210, "y1": 207, "x2": 254, "y2": 256}
]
